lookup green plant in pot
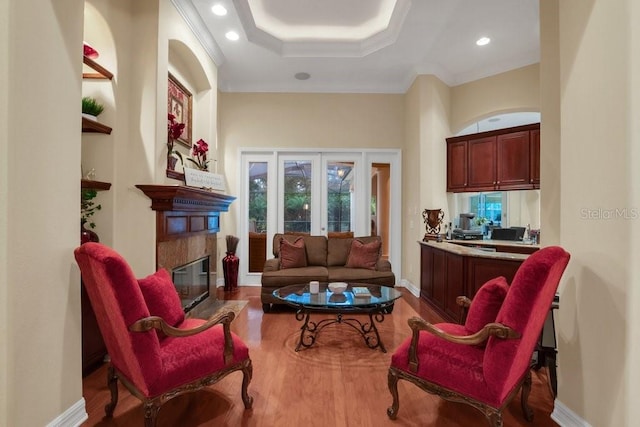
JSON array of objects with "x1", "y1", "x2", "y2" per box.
[
  {"x1": 81, "y1": 188, "x2": 102, "y2": 243},
  {"x1": 82, "y1": 96, "x2": 104, "y2": 121}
]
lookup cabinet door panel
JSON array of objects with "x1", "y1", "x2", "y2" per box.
[
  {"x1": 447, "y1": 141, "x2": 468, "y2": 191},
  {"x1": 530, "y1": 129, "x2": 540, "y2": 188},
  {"x1": 444, "y1": 253, "x2": 464, "y2": 321},
  {"x1": 431, "y1": 250, "x2": 446, "y2": 309},
  {"x1": 467, "y1": 136, "x2": 496, "y2": 190},
  {"x1": 497, "y1": 131, "x2": 531, "y2": 189},
  {"x1": 466, "y1": 257, "x2": 522, "y2": 298},
  {"x1": 420, "y1": 245, "x2": 434, "y2": 300}
]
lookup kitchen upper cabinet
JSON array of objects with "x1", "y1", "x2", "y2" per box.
[
  {"x1": 446, "y1": 123, "x2": 540, "y2": 193},
  {"x1": 468, "y1": 136, "x2": 497, "y2": 191},
  {"x1": 446, "y1": 140, "x2": 468, "y2": 191},
  {"x1": 496, "y1": 130, "x2": 530, "y2": 189},
  {"x1": 530, "y1": 128, "x2": 540, "y2": 188}
]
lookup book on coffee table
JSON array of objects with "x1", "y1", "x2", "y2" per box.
[{"x1": 352, "y1": 287, "x2": 371, "y2": 298}]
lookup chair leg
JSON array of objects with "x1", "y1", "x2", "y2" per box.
[
  {"x1": 241, "y1": 360, "x2": 254, "y2": 409},
  {"x1": 143, "y1": 402, "x2": 160, "y2": 427},
  {"x1": 486, "y1": 411, "x2": 503, "y2": 427},
  {"x1": 520, "y1": 370, "x2": 534, "y2": 421},
  {"x1": 386, "y1": 368, "x2": 400, "y2": 419},
  {"x1": 105, "y1": 365, "x2": 119, "y2": 417}
]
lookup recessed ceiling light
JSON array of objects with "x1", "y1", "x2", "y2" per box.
[
  {"x1": 225, "y1": 31, "x2": 240, "y2": 41},
  {"x1": 476, "y1": 37, "x2": 491, "y2": 46},
  {"x1": 488, "y1": 117, "x2": 500, "y2": 122},
  {"x1": 294, "y1": 72, "x2": 311, "y2": 81},
  {"x1": 211, "y1": 4, "x2": 227, "y2": 16}
]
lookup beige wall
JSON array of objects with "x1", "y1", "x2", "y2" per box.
[
  {"x1": 1, "y1": 0, "x2": 84, "y2": 425},
  {"x1": 218, "y1": 92, "x2": 405, "y2": 236},
  {"x1": 450, "y1": 63, "x2": 540, "y2": 133},
  {"x1": 403, "y1": 75, "x2": 451, "y2": 289},
  {"x1": 82, "y1": 0, "x2": 219, "y2": 276},
  {"x1": 0, "y1": 0, "x2": 8, "y2": 421},
  {"x1": 554, "y1": 0, "x2": 637, "y2": 425}
]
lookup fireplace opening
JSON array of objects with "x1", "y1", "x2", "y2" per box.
[{"x1": 172, "y1": 255, "x2": 210, "y2": 313}]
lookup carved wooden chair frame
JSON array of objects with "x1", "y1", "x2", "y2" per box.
[
  {"x1": 387, "y1": 299, "x2": 532, "y2": 427},
  {"x1": 105, "y1": 310, "x2": 253, "y2": 427}
]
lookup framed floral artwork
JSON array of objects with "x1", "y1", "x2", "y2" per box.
[{"x1": 168, "y1": 73, "x2": 192, "y2": 147}]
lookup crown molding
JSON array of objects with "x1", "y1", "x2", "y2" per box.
[
  {"x1": 233, "y1": 0, "x2": 411, "y2": 58},
  {"x1": 170, "y1": 0, "x2": 226, "y2": 66}
]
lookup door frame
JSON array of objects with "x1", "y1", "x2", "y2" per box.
[{"x1": 237, "y1": 148, "x2": 402, "y2": 286}]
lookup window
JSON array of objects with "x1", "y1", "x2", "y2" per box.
[{"x1": 469, "y1": 192, "x2": 502, "y2": 226}]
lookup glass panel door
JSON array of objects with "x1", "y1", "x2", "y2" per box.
[
  {"x1": 247, "y1": 161, "x2": 268, "y2": 272},
  {"x1": 326, "y1": 161, "x2": 354, "y2": 234},
  {"x1": 282, "y1": 160, "x2": 313, "y2": 233}
]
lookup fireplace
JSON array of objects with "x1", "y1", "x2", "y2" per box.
[
  {"x1": 172, "y1": 255, "x2": 210, "y2": 312},
  {"x1": 136, "y1": 185, "x2": 236, "y2": 307}
]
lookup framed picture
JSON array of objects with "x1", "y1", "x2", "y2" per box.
[{"x1": 168, "y1": 73, "x2": 192, "y2": 147}]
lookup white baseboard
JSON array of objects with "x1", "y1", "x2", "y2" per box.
[
  {"x1": 551, "y1": 399, "x2": 592, "y2": 427},
  {"x1": 46, "y1": 398, "x2": 87, "y2": 427},
  {"x1": 399, "y1": 278, "x2": 420, "y2": 297}
]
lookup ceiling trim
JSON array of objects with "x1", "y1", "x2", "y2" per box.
[
  {"x1": 170, "y1": 0, "x2": 226, "y2": 66},
  {"x1": 233, "y1": 0, "x2": 412, "y2": 58}
]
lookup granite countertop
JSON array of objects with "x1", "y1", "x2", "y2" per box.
[
  {"x1": 449, "y1": 238, "x2": 540, "y2": 249},
  {"x1": 418, "y1": 240, "x2": 530, "y2": 261}
]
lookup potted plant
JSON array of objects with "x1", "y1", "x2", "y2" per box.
[{"x1": 82, "y1": 96, "x2": 104, "y2": 121}]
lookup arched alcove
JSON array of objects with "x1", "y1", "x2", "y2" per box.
[
  {"x1": 168, "y1": 39, "x2": 211, "y2": 92},
  {"x1": 456, "y1": 111, "x2": 541, "y2": 136}
]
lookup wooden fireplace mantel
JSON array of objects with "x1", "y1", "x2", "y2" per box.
[
  {"x1": 136, "y1": 184, "x2": 236, "y2": 241},
  {"x1": 136, "y1": 185, "x2": 236, "y2": 212}
]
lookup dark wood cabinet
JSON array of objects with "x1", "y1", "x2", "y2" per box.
[
  {"x1": 419, "y1": 242, "x2": 527, "y2": 323},
  {"x1": 496, "y1": 130, "x2": 530, "y2": 189},
  {"x1": 530, "y1": 128, "x2": 540, "y2": 188},
  {"x1": 446, "y1": 123, "x2": 540, "y2": 192},
  {"x1": 446, "y1": 140, "x2": 468, "y2": 191},
  {"x1": 465, "y1": 256, "x2": 522, "y2": 298},
  {"x1": 467, "y1": 136, "x2": 497, "y2": 191},
  {"x1": 419, "y1": 243, "x2": 465, "y2": 322}
]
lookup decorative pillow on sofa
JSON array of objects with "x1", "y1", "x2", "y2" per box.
[
  {"x1": 138, "y1": 268, "x2": 185, "y2": 327},
  {"x1": 465, "y1": 276, "x2": 509, "y2": 337},
  {"x1": 345, "y1": 239, "x2": 381, "y2": 270},
  {"x1": 280, "y1": 236, "x2": 308, "y2": 269}
]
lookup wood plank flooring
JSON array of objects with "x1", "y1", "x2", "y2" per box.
[{"x1": 81, "y1": 287, "x2": 558, "y2": 427}]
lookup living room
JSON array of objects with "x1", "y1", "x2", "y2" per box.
[{"x1": 2, "y1": 1, "x2": 639, "y2": 427}]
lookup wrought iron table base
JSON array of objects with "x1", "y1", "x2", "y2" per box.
[{"x1": 294, "y1": 310, "x2": 388, "y2": 352}]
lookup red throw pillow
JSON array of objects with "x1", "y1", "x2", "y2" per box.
[
  {"x1": 280, "y1": 237, "x2": 307, "y2": 269},
  {"x1": 138, "y1": 269, "x2": 185, "y2": 327},
  {"x1": 345, "y1": 239, "x2": 381, "y2": 270},
  {"x1": 465, "y1": 276, "x2": 509, "y2": 336}
]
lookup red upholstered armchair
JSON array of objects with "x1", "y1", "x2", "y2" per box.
[
  {"x1": 74, "y1": 242, "x2": 253, "y2": 427},
  {"x1": 387, "y1": 246, "x2": 570, "y2": 427}
]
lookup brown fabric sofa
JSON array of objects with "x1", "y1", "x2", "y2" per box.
[{"x1": 261, "y1": 233, "x2": 395, "y2": 312}]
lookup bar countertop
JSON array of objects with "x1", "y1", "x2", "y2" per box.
[{"x1": 418, "y1": 240, "x2": 530, "y2": 261}]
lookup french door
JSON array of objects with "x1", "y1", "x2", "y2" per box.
[{"x1": 239, "y1": 149, "x2": 401, "y2": 285}]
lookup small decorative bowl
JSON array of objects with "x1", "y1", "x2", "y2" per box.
[{"x1": 328, "y1": 282, "x2": 348, "y2": 294}]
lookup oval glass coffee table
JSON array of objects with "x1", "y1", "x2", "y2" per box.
[{"x1": 273, "y1": 283, "x2": 402, "y2": 353}]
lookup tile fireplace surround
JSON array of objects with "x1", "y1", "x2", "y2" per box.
[{"x1": 136, "y1": 185, "x2": 236, "y2": 302}]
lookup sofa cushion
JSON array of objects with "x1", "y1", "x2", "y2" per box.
[
  {"x1": 280, "y1": 237, "x2": 307, "y2": 269},
  {"x1": 327, "y1": 238, "x2": 353, "y2": 266},
  {"x1": 273, "y1": 233, "x2": 328, "y2": 266},
  {"x1": 345, "y1": 239, "x2": 381, "y2": 270},
  {"x1": 327, "y1": 266, "x2": 395, "y2": 286},
  {"x1": 138, "y1": 268, "x2": 184, "y2": 327},
  {"x1": 465, "y1": 276, "x2": 509, "y2": 338}
]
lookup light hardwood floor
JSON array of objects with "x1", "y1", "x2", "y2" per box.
[{"x1": 82, "y1": 287, "x2": 558, "y2": 427}]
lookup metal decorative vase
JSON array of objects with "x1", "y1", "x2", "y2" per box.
[{"x1": 223, "y1": 251, "x2": 239, "y2": 292}]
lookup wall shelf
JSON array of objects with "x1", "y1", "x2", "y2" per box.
[
  {"x1": 81, "y1": 179, "x2": 111, "y2": 191},
  {"x1": 82, "y1": 117, "x2": 112, "y2": 134},
  {"x1": 82, "y1": 56, "x2": 113, "y2": 80}
]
